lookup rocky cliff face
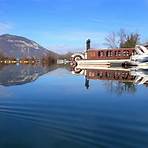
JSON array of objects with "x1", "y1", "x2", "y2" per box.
[{"x1": 0, "y1": 34, "x2": 57, "y2": 59}]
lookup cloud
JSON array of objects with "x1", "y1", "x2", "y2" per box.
[{"x1": 0, "y1": 22, "x2": 13, "y2": 34}]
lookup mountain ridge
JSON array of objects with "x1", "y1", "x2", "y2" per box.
[{"x1": 0, "y1": 34, "x2": 58, "y2": 59}]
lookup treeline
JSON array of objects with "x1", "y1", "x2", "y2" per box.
[
  {"x1": 58, "y1": 52, "x2": 73, "y2": 61},
  {"x1": 104, "y1": 29, "x2": 140, "y2": 49},
  {"x1": 42, "y1": 54, "x2": 58, "y2": 66},
  {"x1": 0, "y1": 52, "x2": 57, "y2": 66},
  {"x1": 0, "y1": 52, "x2": 16, "y2": 61}
]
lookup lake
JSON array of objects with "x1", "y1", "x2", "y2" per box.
[{"x1": 0, "y1": 64, "x2": 148, "y2": 148}]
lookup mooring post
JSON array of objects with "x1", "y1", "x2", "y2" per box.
[{"x1": 86, "y1": 39, "x2": 91, "y2": 51}]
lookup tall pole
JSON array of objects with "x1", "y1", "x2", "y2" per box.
[{"x1": 86, "y1": 39, "x2": 91, "y2": 51}]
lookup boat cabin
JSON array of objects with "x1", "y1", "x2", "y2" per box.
[
  {"x1": 86, "y1": 69, "x2": 135, "y2": 82},
  {"x1": 86, "y1": 48, "x2": 135, "y2": 60}
]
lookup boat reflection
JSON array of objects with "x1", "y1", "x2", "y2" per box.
[
  {"x1": 71, "y1": 66, "x2": 148, "y2": 94},
  {"x1": 130, "y1": 68, "x2": 148, "y2": 85}
]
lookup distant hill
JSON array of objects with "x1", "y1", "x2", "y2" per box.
[{"x1": 0, "y1": 34, "x2": 58, "y2": 59}]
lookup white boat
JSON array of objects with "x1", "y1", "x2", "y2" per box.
[
  {"x1": 130, "y1": 68, "x2": 148, "y2": 85},
  {"x1": 71, "y1": 40, "x2": 148, "y2": 69},
  {"x1": 130, "y1": 45, "x2": 148, "y2": 66}
]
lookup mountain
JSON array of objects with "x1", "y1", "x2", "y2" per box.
[{"x1": 0, "y1": 34, "x2": 57, "y2": 59}]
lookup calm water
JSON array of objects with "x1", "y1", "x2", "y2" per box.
[{"x1": 0, "y1": 64, "x2": 148, "y2": 148}]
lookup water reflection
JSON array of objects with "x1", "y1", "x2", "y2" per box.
[
  {"x1": 71, "y1": 66, "x2": 148, "y2": 95},
  {"x1": 0, "y1": 65, "x2": 148, "y2": 147},
  {"x1": 0, "y1": 64, "x2": 58, "y2": 86}
]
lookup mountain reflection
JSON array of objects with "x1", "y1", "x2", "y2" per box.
[
  {"x1": 0, "y1": 64, "x2": 58, "y2": 86},
  {"x1": 71, "y1": 66, "x2": 148, "y2": 95}
]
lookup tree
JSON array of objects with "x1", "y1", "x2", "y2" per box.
[
  {"x1": 104, "y1": 29, "x2": 140, "y2": 49},
  {"x1": 104, "y1": 32, "x2": 118, "y2": 49},
  {"x1": 0, "y1": 52, "x2": 5, "y2": 60},
  {"x1": 121, "y1": 33, "x2": 140, "y2": 48},
  {"x1": 118, "y1": 29, "x2": 127, "y2": 48},
  {"x1": 42, "y1": 54, "x2": 57, "y2": 66},
  {"x1": 59, "y1": 52, "x2": 73, "y2": 61}
]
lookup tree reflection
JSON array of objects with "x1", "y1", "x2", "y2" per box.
[{"x1": 104, "y1": 80, "x2": 137, "y2": 95}]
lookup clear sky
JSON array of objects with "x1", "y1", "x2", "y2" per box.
[{"x1": 0, "y1": 0, "x2": 148, "y2": 53}]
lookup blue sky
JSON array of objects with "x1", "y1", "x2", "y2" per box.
[{"x1": 0, "y1": 0, "x2": 148, "y2": 53}]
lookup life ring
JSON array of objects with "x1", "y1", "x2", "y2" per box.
[
  {"x1": 71, "y1": 53, "x2": 84, "y2": 61},
  {"x1": 73, "y1": 55, "x2": 83, "y2": 61},
  {"x1": 71, "y1": 54, "x2": 84, "y2": 67},
  {"x1": 74, "y1": 67, "x2": 82, "y2": 74}
]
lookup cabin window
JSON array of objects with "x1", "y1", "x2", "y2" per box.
[
  {"x1": 126, "y1": 51, "x2": 129, "y2": 56},
  {"x1": 106, "y1": 51, "x2": 109, "y2": 57},
  {"x1": 115, "y1": 51, "x2": 118, "y2": 56},
  {"x1": 109, "y1": 51, "x2": 111, "y2": 56},
  {"x1": 110, "y1": 51, "x2": 113, "y2": 56},
  {"x1": 118, "y1": 51, "x2": 121, "y2": 56},
  {"x1": 123, "y1": 50, "x2": 127, "y2": 56},
  {"x1": 107, "y1": 72, "x2": 112, "y2": 78},
  {"x1": 106, "y1": 51, "x2": 112, "y2": 57},
  {"x1": 90, "y1": 52, "x2": 96, "y2": 57},
  {"x1": 98, "y1": 51, "x2": 100, "y2": 57},
  {"x1": 108, "y1": 51, "x2": 110, "y2": 56},
  {"x1": 122, "y1": 50, "x2": 130, "y2": 56},
  {"x1": 100, "y1": 51, "x2": 104, "y2": 57},
  {"x1": 97, "y1": 72, "x2": 103, "y2": 78}
]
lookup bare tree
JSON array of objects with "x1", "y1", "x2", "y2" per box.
[
  {"x1": 118, "y1": 29, "x2": 127, "y2": 48},
  {"x1": 104, "y1": 29, "x2": 140, "y2": 49},
  {"x1": 104, "y1": 32, "x2": 118, "y2": 49}
]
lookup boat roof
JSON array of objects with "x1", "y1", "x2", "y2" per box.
[{"x1": 87, "y1": 48, "x2": 135, "y2": 52}]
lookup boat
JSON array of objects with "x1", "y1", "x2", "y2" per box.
[
  {"x1": 71, "y1": 40, "x2": 148, "y2": 69},
  {"x1": 130, "y1": 45, "x2": 148, "y2": 66}
]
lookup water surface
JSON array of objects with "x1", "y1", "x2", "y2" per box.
[{"x1": 0, "y1": 64, "x2": 148, "y2": 148}]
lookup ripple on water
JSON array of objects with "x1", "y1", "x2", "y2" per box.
[{"x1": 0, "y1": 100, "x2": 148, "y2": 147}]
